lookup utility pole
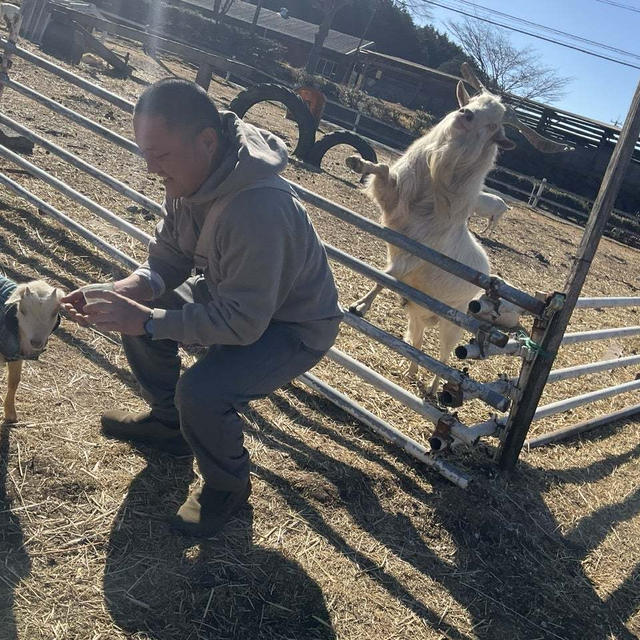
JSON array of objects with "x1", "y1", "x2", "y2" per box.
[{"x1": 342, "y1": 2, "x2": 377, "y2": 85}]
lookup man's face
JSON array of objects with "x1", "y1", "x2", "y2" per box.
[{"x1": 134, "y1": 114, "x2": 219, "y2": 198}]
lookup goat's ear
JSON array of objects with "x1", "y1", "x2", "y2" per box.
[
  {"x1": 23, "y1": 285, "x2": 32, "y2": 297},
  {"x1": 494, "y1": 132, "x2": 516, "y2": 150},
  {"x1": 456, "y1": 81, "x2": 470, "y2": 108}
]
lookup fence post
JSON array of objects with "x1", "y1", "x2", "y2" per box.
[
  {"x1": 195, "y1": 62, "x2": 213, "y2": 90},
  {"x1": 530, "y1": 177, "x2": 547, "y2": 207},
  {"x1": 498, "y1": 78, "x2": 640, "y2": 470}
]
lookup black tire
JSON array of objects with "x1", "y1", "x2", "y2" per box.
[
  {"x1": 229, "y1": 84, "x2": 316, "y2": 159},
  {"x1": 306, "y1": 130, "x2": 377, "y2": 168}
]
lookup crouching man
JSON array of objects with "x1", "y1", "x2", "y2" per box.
[{"x1": 62, "y1": 79, "x2": 342, "y2": 537}]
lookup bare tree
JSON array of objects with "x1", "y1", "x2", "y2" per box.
[
  {"x1": 306, "y1": 0, "x2": 352, "y2": 74},
  {"x1": 447, "y1": 19, "x2": 571, "y2": 102}
]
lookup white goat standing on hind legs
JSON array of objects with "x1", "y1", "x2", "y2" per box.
[{"x1": 346, "y1": 63, "x2": 571, "y2": 395}]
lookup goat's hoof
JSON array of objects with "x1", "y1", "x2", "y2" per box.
[
  {"x1": 348, "y1": 303, "x2": 366, "y2": 317},
  {"x1": 345, "y1": 155, "x2": 364, "y2": 173},
  {"x1": 404, "y1": 364, "x2": 418, "y2": 379}
]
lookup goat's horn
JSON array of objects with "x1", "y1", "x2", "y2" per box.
[
  {"x1": 503, "y1": 109, "x2": 573, "y2": 153},
  {"x1": 460, "y1": 62, "x2": 486, "y2": 92}
]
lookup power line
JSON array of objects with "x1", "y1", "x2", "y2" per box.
[
  {"x1": 443, "y1": 0, "x2": 640, "y2": 60},
  {"x1": 596, "y1": 0, "x2": 640, "y2": 14},
  {"x1": 418, "y1": 0, "x2": 640, "y2": 70}
]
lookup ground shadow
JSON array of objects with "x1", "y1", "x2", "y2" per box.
[
  {"x1": 103, "y1": 448, "x2": 336, "y2": 639},
  {"x1": 244, "y1": 384, "x2": 640, "y2": 640},
  {"x1": 0, "y1": 420, "x2": 31, "y2": 640}
]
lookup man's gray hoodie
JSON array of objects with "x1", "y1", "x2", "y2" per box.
[{"x1": 139, "y1": 112, "x2": 342, "y2": 351}]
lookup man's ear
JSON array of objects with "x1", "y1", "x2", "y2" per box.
[{"x1": 199, "y1": 127, "x2": 219, "y2": 155}]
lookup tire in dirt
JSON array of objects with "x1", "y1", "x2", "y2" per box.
[
  {"x1": 229, "y1": 84, "x2": 317, "y2": 159},
  {"x1": 306, "y1": 130, "x2": 377, "y2": 168}
]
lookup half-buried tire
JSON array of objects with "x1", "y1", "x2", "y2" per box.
[
  {"x1": 229, "y1": 84, "x2": 317, "y2": 159},
  {"x1": 306, "y1": 130, "x2": 377, "y2": 168}
]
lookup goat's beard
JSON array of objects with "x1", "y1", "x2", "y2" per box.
[{"x1": 426, "y1": 115, "x2": 497, "y2": 218}]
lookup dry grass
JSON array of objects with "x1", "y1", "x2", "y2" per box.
[{"x1": 0, "y1": 33, "x2": 639, "y2": 640}]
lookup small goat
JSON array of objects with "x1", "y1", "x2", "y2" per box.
[
  {"x1": 346, "y1": 64, "x2": 570, "y2": 394},
  {"x1": 472, "y1": 192, "x2": 510, "y2": 233},
  {"x1": 1, "y1": 277, "x2": 63, "y2": 423}
]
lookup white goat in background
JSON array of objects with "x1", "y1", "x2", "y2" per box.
[
  {"x1": 346, "y1": 63, "x2": 570, "y2": 394},
  {"x1": 473, "y1": 192, "x2": 510, "y2": 233},
  {"x1": 1, "y1": 279, "x2": 63, "y2": 423}
]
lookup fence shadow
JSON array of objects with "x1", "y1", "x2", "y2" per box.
[
  {"x1": 245, "y1": 384, "x2": 640, "y2": 640},
  {"x1": 0, "y1": 420, "x2": 32, "y2": 640}
]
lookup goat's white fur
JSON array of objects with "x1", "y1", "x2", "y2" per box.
[
  {"x1": 473, "y1": 192, "x2": 510, "y2": 233},
  {"x1": 347, "y1": 81, "x2": 515, "y2": 394},
  {"x1": 2, "y1": 280, "x2": 63, "y2": 423}
]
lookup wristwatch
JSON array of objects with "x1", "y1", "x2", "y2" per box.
[{"x1": 143, "y1": 310, "x2": 154, "y2": 339}]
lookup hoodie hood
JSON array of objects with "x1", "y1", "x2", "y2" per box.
[{"x1": 184, "y1": 111, "x2": 289, "y2": 206}]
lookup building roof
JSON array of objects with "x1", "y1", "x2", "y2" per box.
[
  {"x1": 360, "y1": 50, "x2": 462, "y2": 82},
  {"x1": 361, "y1": 49, "x2": 622, "y2": 133},
  {"x1": 180, "y1": 0, "x2": 374, "y2": 55}
]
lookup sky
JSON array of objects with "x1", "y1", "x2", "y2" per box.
[{"x1": 418, "y1": 0, "x2": 640, "y2": 126}]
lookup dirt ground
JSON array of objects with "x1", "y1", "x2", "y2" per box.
[{"x1": 0, "y1": 33, "x2": 639, "y2": 640}]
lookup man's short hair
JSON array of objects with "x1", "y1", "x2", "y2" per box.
[{"x1": 134, "y1": 78, "x2": 222, "y2": 136}]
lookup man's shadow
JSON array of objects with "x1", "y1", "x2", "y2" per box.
[
  {"x1": 103, "y1": 448, "x2": 336, "y2": 639},
  {"x1": 0, "y1": 420, "x2": 31, "y2": 640}
]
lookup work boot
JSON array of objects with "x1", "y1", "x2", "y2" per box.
[
  {"x1": 170, "y1": 479, "x2": 252, "y2": 537},
  {"x1": 100, "y1": 410, "x2": 191, "y2": 455}
]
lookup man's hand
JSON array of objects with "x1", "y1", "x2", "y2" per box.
[
  {"x1": 84, "y1": 290, "x2": 152, "y2": 335},
  {"x1": 61, "y1": 289, "x2": 90, "y2": 326},
  {"x1": 61, "y1": 275, "x2": 154, "y2": 327}
]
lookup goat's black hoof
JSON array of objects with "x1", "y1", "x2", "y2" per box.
[{"x1": 348, "y1": 304, "x2": 364, "y2": 317}]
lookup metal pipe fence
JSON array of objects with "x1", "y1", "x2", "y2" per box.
[
  {"x1": 0, "y1": 36, "x2": 501, "y2": 485},
  {"x1": 1, "y1": 22, "x2": 638, "y2": 478},
  {"x1": 457, "y1": 325, "x2": 640, "y2": 360},
  {"x1": 575, "y1": 297, "x2": 640, "y2": 309},
  {"x1": 524, "y1": 403, "x2": 640, "y2": 448},
  {"x1": 325, "y1": 246, "x2": 509, "y2": 349},
  {"x1": 1, "y1": 75, "x2": 139, "y2": 153},
  {"x1": 0, "y1": 172, "x2": 139, "y2": 270}
]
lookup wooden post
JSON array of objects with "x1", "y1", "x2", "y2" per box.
[
  {"x1": 250, "y1": 0, "x2": 263, "y2": 36},
  {"x1": 498, "y1": 78, "x2": 640, "y2": 470},
  {"x1": 195, "y1": 62, "x2": 213, "y2": 90}
]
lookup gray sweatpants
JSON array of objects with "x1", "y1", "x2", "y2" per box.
[{"x1": 122, "y1": 277, "x2": 336, "y2": 492}]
